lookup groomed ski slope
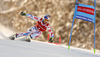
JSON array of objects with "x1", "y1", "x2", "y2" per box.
[
  {"x1": 0, "y1": 38, "x2": 100, "y2": 57},
  {"x1": 0, "y1": 24, "x2": 100, "y2": 57}
]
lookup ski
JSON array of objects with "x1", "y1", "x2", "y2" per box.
[{"x1": 9, "y1": 34, "x2": 31, "y2": 42}]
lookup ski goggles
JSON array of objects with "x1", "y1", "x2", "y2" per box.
[{"x1": 44, "y1": 19, "x2": 49, "y2": 22}]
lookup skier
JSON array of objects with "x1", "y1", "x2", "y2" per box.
[{"x1": 9, "y1": 12, "x2": 54, "y2": 42}]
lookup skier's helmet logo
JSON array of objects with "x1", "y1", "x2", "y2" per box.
[{"x1": 44, "y1": 14, "x2": 50, "y2": 22}]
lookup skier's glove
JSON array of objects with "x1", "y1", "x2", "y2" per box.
[
  {"x1": 49, "y1": 37, "x2": 53, "y2": 43},
  {"x1": 20, "y1": 11, "x2": 26, "y2": 16}
]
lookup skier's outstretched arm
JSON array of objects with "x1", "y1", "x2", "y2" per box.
[
  {"x1": 47, "y1": 25, "x2": 54, "y2": 42},
  {"x1": 20, "y1": 12, "x2": 41, "y2": 21}
]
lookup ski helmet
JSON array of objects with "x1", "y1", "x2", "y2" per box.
[{"x1": 43, "y1": 14, "x2": 50, "y2": 21}]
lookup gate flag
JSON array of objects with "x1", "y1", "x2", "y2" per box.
[
  {"x1": 76, "y1": 3, "x2": 95, "y2": 23},
  {"x1": 68, "y1": 0, "x2": 96, "y2": 53}
]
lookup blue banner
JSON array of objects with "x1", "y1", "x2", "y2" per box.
[{"x1": 75, "y1": 3, "x2": 96, "y2": 23}]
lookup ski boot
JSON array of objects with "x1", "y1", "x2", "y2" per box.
[
  {"x1": 24, "y1": 36, "x2": 31, "y2": 42},
  {"x1": 9, "y1": 34, "x2": 17, "y2": 40}
]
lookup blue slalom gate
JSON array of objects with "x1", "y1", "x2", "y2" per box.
[{"x1": 68, "y1": 0, "x2": 96, "y2": 53}]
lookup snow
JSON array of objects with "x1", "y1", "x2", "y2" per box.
[
  {"x1": 0, "y1": 24, "x2": 14, "y2": 37},
  {"x1": 0, "y1": 24, "x2": 100, "y2": 57}
]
